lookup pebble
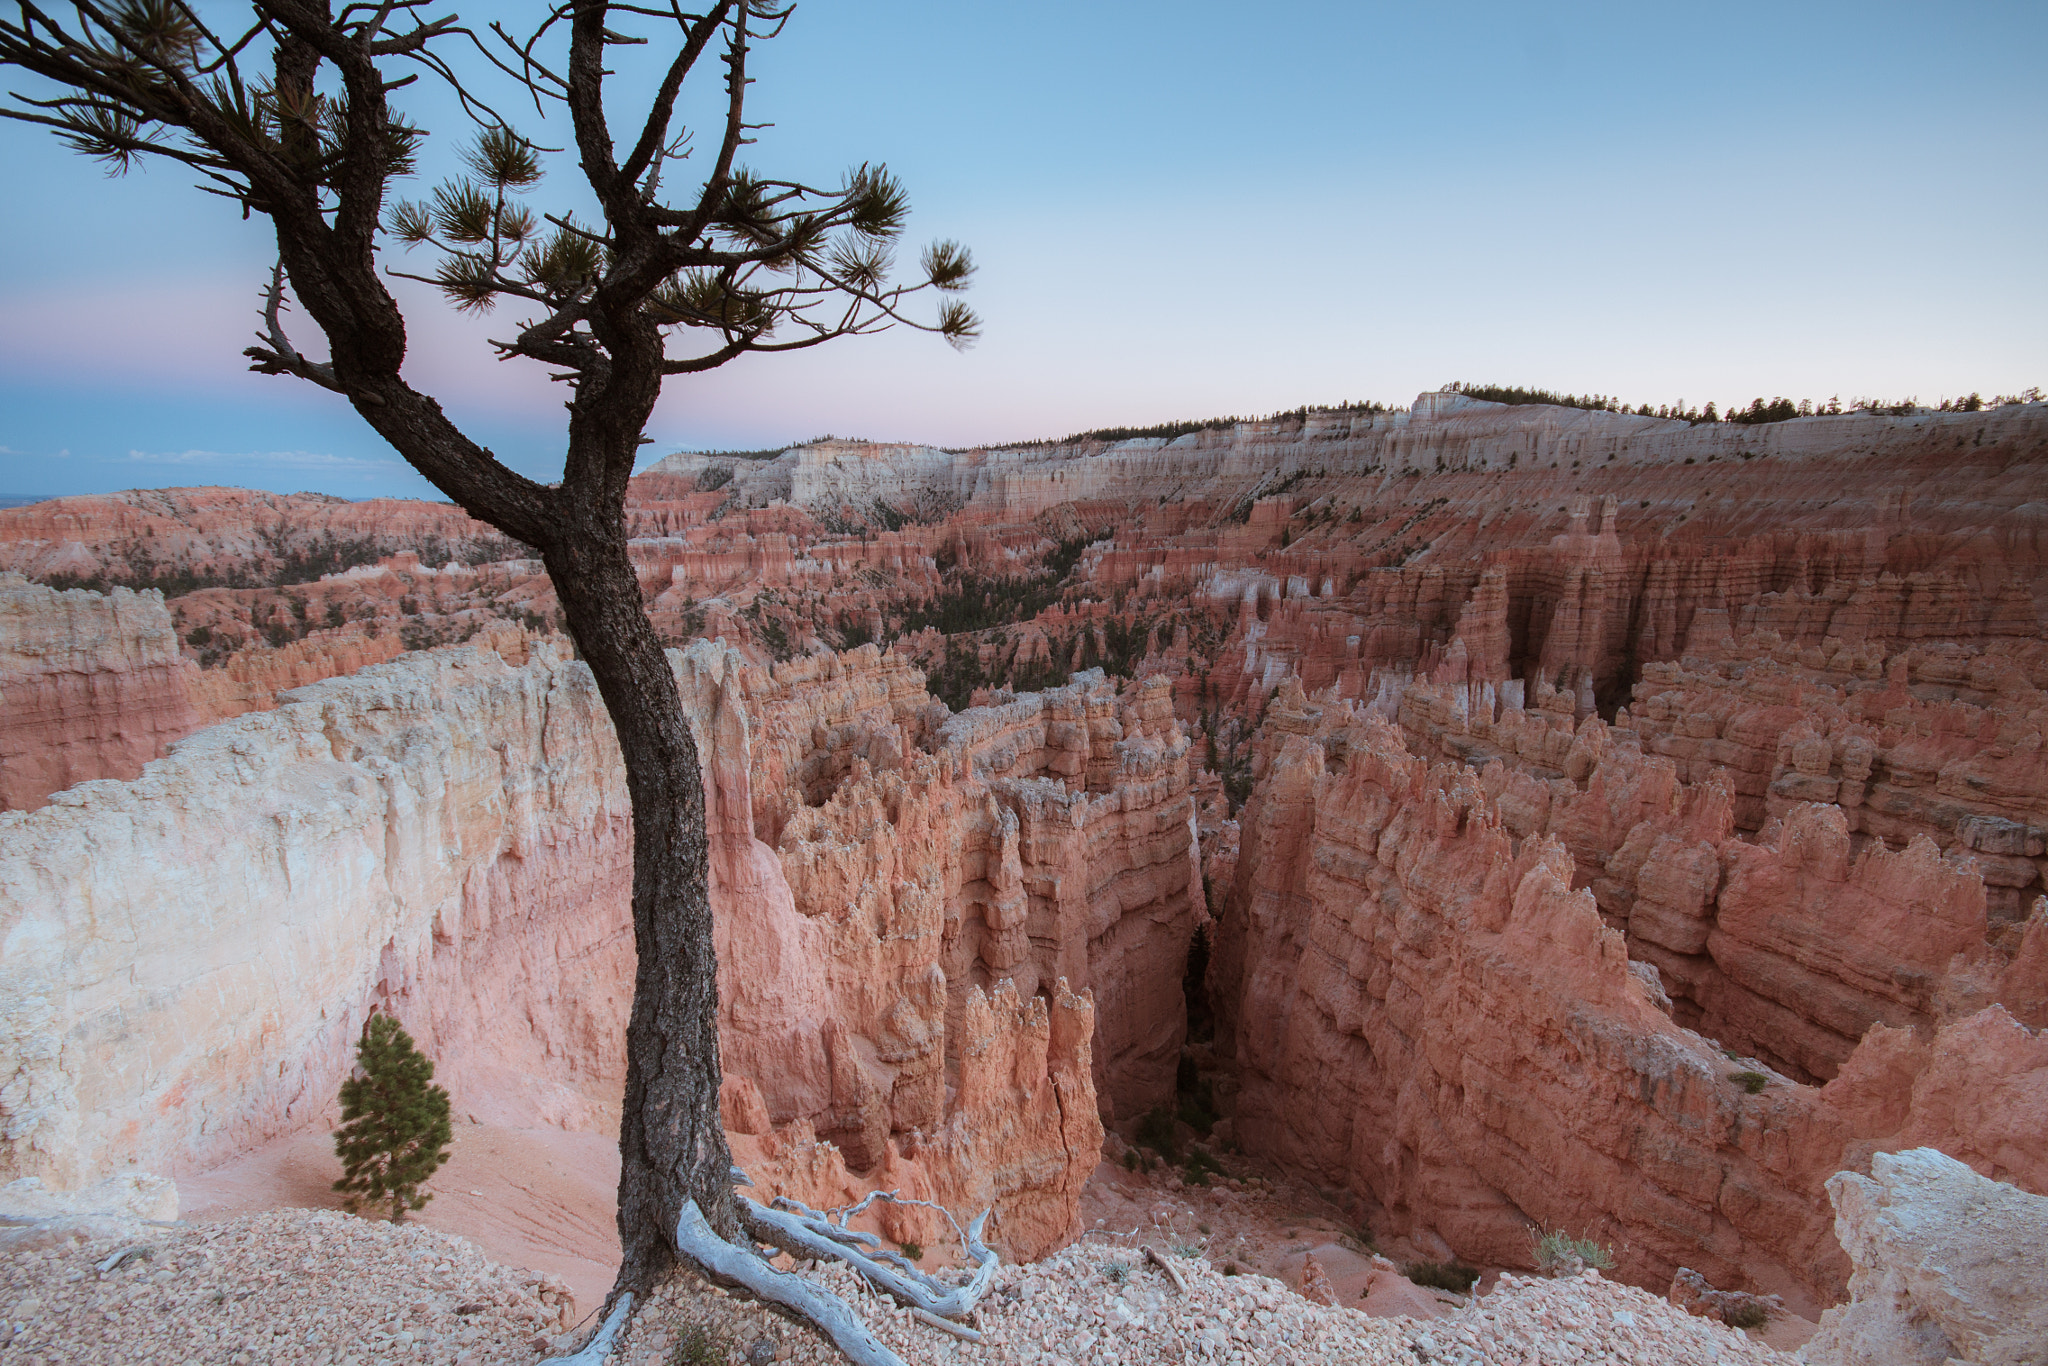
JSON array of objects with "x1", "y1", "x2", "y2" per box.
[
  {"x1": 590, "y1": 1237, "x2": 1797, "y2": 1366},
  {"x1": 0, "y1": 1208, "x2": 565, "y2": 1365},
  {"x1": 0, "y1": 1210, "x2": 1799, "y2": 1366}
]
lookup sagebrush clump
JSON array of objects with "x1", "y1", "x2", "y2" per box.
[
  {"x1": 332, "y1": 1013, "x2": 453, "y2": 1222},
  {"x1": 1532, "y1": 1229, "x2": 1615, "y2": 1276}
]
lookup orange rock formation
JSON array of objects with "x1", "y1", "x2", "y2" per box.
[
  {"x1": 0, "y1": 574, "x2": 201, "y2": 810},
  {"x1": 1207, "y1": 709, "x2": 2047, "y2": 1314},
  {"x1": 4, "y1": 392, "x2": 2045, "y2": 1302}
]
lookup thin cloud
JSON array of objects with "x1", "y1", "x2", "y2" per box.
[{"x1": 123, "y1": 448, "x2": 407, "y2": 473}]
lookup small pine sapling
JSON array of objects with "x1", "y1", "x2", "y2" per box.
[{"x1": 332, "y1": 1013, "x2": 453, "y2": 1222}]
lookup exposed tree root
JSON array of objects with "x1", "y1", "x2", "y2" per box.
[
  {"x1": 745, "y1": 1190, "x2": 999, "y2": 1321},
  {"x1": 675, "y1": 1200, "x2": 907, "y2": 1366},
  {"x1": 535, "y1": 1291, "x2": 633, "y2": 1366},
  {"x1": 551, "y1": 1169, "x2": 1002, "y2": 1366}
]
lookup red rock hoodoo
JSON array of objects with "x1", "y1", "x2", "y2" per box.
[{"x1": 2, "y1": 390, "x2": 2043, "y2": 1307}]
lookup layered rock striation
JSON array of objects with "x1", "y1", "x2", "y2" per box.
[
  {"x1": 0, "y1": 574, "x2": 202, "y2": 811},
  {"x1": 1207, "y1": 709, "x2": 2048, "y2": 1314},
  {"x1": 712, "y1": 654, "x2": 1200, "y2": 1138},
  {"x1": 1392, "y1": 631, "x2": 2047, "y2": 1083},
  {"x1": 0, "y1": 638, "x2": 638, "y2": 1183},
  {"x1": 0, "y1": 637, "x2": 1205, "y2": 1258}
]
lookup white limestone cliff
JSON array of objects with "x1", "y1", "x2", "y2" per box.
[{"x1": 1799, "y1": 1148, "x2": 2048, "y2": 1366}]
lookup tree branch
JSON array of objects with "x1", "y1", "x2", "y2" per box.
[
  {"x1": 616, "y1": 0, "x2": 733, "y2": 194},
  {"x1": 243, "y1": 259, "x2": 346, "y2": 392}
]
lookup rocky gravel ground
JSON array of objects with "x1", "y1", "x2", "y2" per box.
[
  {"x1": 1405, "y1": 1270, "x2": 1796, "y2": 1366},
  {"x1": 599, "y1": 1234, "x2": 1797, "y2": 1366},
  {"x1": 0, "y1": 1209, "x2": 568, "y2": 1365},
  {"x1": 0, "y1": 1208, "x2": 1797, "y2": 1365}
]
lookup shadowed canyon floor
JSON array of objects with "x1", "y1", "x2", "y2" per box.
[{"x1": 3, "y1": 392, "x2": 2045, "y2": 1362}]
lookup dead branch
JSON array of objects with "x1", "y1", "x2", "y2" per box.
[
  {"x1": 241, "y1": 260, "x2": 345, "y2": 394},
  {"x1": 910, "y1": 1307, "x2": 982, "y2": 1342},
  {"x1": 1143, "y1": 1244, "x2": 1190, "y2": 1294}
]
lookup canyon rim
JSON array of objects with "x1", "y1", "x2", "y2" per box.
[{"x1": 3, "y1": 391, "x2": 2046, "y2": 1362}]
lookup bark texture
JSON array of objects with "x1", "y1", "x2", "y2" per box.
[{"x1": 545, "y1": 514, "x2": 738, "y2": 1291}]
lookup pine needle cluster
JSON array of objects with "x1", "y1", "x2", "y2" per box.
[{"x1": 332, "y1": 1013, "x2": 453, "y2": 1222}]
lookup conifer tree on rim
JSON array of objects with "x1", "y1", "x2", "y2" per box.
[
  {"x1": 0, "y1": 0, "x2": 975, "y2": 1310},
  {"x1": 332, "y1": 1012, "x2": 454, "y2": 1223}
]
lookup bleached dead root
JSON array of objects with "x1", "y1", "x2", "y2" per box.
[
  {"x1": 585, "y1": 1167, "x2": 1003, "y2": 1366},
  {"x1": 534, "y1": 1291, "x2": 633, "y2": 1366},
  {"x1": 675, "y1": 1201, "x2": 905, "y2": 1366},
  {"x1": 747, "y1": 1188, "x2": 999, "y2": 1322}
]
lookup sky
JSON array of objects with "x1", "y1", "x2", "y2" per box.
[{"x1": 1, "y1": 0, "x2": 2043, "y2": 501}]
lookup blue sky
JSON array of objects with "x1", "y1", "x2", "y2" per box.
[{"x1": 2, "y1": 0, "x2": 2043, "y2": 500}]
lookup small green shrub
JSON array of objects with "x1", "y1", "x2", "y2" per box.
[
  {"x1": 1532, "y1": 1230, "x2": 1614, "y2": 1276},
  {"x1": 1403, "y1": 1261, "x2": 1480, "y2": 1293},
  {"x1": 1725, "y1": 1302, "x2": 1770, "y2": 1330},
  {"x1": 668, "y1": 1321, "x2": 731, "y2": 1365},
  {"x1": 1222, "y1": 1262, "x2": 1241, "y2": 1277},
  {"x1": 1731, "y1": 1070, "x2": 1769, "y2": 1094},
  {"x1": 1180, "y1": 1149, "x2": 1221, "y2": 1187},
  {"x1": 331, "y1": 1013, "x2": 452, "y2": 1222},
  {"x1": 1122, "y1": 1150, "x2": 1140, "y2": 1172},
  {"x1": 1136, "y1": 1105, "x2": 1180, "y2": 1161},
  {"x1": 1100, "y1": 1259, "x2": 1131, "y2": 1284},
  {"x1": 897, "y1": 1241, "x2": 923, "y2": 1262}
]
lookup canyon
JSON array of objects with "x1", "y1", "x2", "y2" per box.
[{"x1": 2, "y1": 391, "x2": 2044, "y2": 1354}]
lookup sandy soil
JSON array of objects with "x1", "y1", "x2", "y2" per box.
[
  {"x1": 178, "y1": 1121, "x2": 1818, "y2": 1355},
  {"x1": 178, "y1": 1120, "x2": 622, "y2": 1322}
]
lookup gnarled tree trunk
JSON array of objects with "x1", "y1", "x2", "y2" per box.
[{"x1": 543, "y1": 472, "x2": 740, "y2": 1293}]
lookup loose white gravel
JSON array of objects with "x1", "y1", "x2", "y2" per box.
[
  {"x1": 600, "y1": 1234, "x2": 1797, "y2": 1366},
  {"x1": 0, "y1": 1209, "x2": 568, "y2": 1365},
  {"x1": 0, "y1": 1212, "x2": 1795, "y2": 1365}
]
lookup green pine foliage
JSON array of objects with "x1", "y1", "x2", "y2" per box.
[
  {"x1": 1448, "y1": 382, "x2": 1625, "y2": 413},
  {"x1": 1726, "y1": 397, "x2": 1800, "y2": 425},
  {"x1": 332, "y1": 1013, "x2": 454, "y2": 1222}
]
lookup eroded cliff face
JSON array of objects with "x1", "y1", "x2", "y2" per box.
[
  {"x1": 1392, "y1": 628, "x2": 2048, "y2": 1083},
  {"x1": 0, "y1": 639, "x2": 635, "y2": 1184},
  {"x1": 0, "y1": 637, "x2": 1211, "y2": 1258},
  {"x1": 710, "y1": 653, "x2": 1200, "y2": 1134},
  {"x1": 4, "y1": 395, "x2": 2044, "y2": 1290},
  {"x1": 1207, "y1": 711, "x2": 2048, "y2": 1315},
  {"x1": 0, "y1": 574, "x2": 202, "y2": 811}
]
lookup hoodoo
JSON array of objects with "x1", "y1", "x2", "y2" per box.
[{"x1": 2, "y1": 393, "x2": 2044, "y2": 1358}]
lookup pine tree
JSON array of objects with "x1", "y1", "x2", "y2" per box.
[{"x1": 332, "y1": 1013, "x2": 453, "y2": 1223}]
